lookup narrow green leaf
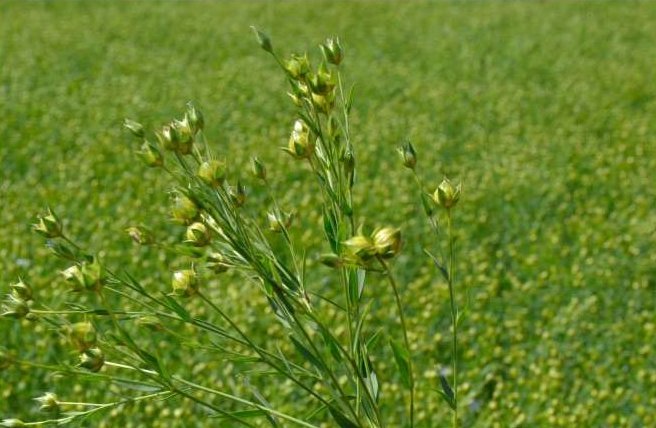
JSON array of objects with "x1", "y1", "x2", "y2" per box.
[
  {"x1": 160, "y1": 293, "x2": 192, "y2": 322},
  {"x1": 328, "y1": 405, "x2": 359, "y2": 428},
  {"x1": 439, "y1": 373, "x2": 456, "y2": 410},
  {"x1": 390, "y1": 339, "x2": 412, "y2": 389},
  {"x1": 424, "y1": 249, "x2": 448, "y2": 281},
  {"x1": 290, "y1": 335, "x2": 324, "y2": 371}
]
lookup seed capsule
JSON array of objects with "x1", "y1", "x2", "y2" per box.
[
  {"x1": 372, "y1": 227, "x2": 402, "y2": 259},
  {"x1": 433, "y1": 178, "x2": 461, "y2": 209},
  {"x1": 185, "y1": 222, "x2": 211, "y2": 247},
  {"x1": 198, "y1": 160, "x2": 227, "y2": 188},
  {"x1": 68, "y1": 321, "x2": 97, "y2": 352},
  {"x1": 320, "y1": 37, "x2": 343, "y2": 65},
  {"x1": 172, "y1": 269, "x2": 198, "y2": 298},
  {"x1": 397, "y1": 142, "x2": 417, "y2": 170},
  {"x1": 285, "y1": 119, "x2": 314, "y2": 159},
  {"x1": 35, "y1": 392, "x2": 59, "y2": 413},
  {"x1": 207, "y1": 252, "x2": 229, "y2": 274},
  {"x1": 10, "y1": 279, "x2": 33, "y2": 301},
  {"x1": 343, "y1": 235, "x2": 377, "y2": 262},
  {"x1": 250, "y1": 156, "x2": 267, "y2": 181},
  {"x1": 171, "y1": 194, "x2": 199, "y2": 225},
  {"x1": 78, "y1": 347, "x2": 104, "y2": 372},
  {"x1": 123, "y1": 118, "x2": 145, "y2": 139},
  {"x1": 33, "y1": 207, "x2": 63, "y2": 238}
]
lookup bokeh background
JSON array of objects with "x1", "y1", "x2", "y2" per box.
[{"x1": 1, "y1": 1, "x2": 655, "y2": 427}]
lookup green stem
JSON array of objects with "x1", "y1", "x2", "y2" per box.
[
  {"x1": 446, "y1": 209, "x2": 458, "y2": 427},
  {"x1": 377, "y1": 257, "x2": 415, "y2": 428}
]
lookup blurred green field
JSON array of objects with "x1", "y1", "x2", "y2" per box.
[{"x1": 1, "y1": 0, "x2": 655, "y2": 427}]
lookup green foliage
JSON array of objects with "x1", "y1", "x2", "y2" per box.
[{"x1": 1, "y1": 1, "x2": 655, "y2": 427}]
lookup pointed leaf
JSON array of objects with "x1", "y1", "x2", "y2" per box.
[{"x1": 390, "y1": 339, "x2": 412, "y2": 389}]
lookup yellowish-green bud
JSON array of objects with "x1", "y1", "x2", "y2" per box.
[
  {"x1": 229, "y1": 181, "x2": 247, "y2": 207},
  {"x1": 287, "y1": 92, "x2": 302, "y2": 107},
  {"x1": 170, "y1": 117, "x2": 194, "y2": 155},
  {"x1": 68, "y1": 321, "x2": 97, "y2": 352},
  {"x1": 33, "y1": 207, "x2": 63, "y2": 238},
  {"x1": 311, "y1": 91, "x2": 335, "y2": 114},
  {"x1": 157, "y1": 125, "x2": 177, "y2": 151},
  {"x1": 62, "y1": 259, "x2": 104, "y2": 293},
  {"x1": 267, "y1": 211, "x2": 294, "y2": 233},
  {"x1": 207, "y1": 252, "x2": 229, "y2": 274},
  {"x1": 433, "y1": 178, "x2": 461, "y2": 209},
  {"x1": 284, "y1": 54, "x2": 311, "y2": 79},
  {"x1": 172, "y1": 269, "x2": 198, "y2": 298},
  {"x1": 125, "y1": 226, "x2": 156, "y2": 246},
  {"x1": 35, "y1": 392, "x2": 59, "y2": 413},
  {"x1": 171, "y1": 194, "x2": 199, "y2": 225},
  {"x1": 320, "y1": 37, "x2": 343, "y2": 65},
  {"x1": 250, "y1": 156, "x2": 267, "y2": 181},
  {"x1": 136, "y1": 315, "x2": 164, "y2": 332},
  {"x1": 123, "y1": 118, "x2": 145, "y2": 139},
  {"x1": 309, "y1": 64, "x2": 336, "y2": 95},
  {"x1": 319, "y1": 253, "x2": 343, "y2": 269},
  {"x1": 186, "y1": 102, "x2": 204, "y2": 133},
  {"x1": 251, "y1": 26, "x2": 273, "y2": 54},
  {"x1": 10, "y1": 278, "x2": 33, "y2": 301},
  {"x1": 137, "y1": 141, "x2": 163, "y2": 168},
  {"x1": 343, "y1": 235, "x2": 377, "y2": 261},
  {"x1": 185, "y1": 222, "x2": 210, "y2": 247},
  {"x1": 285, "y1": 119, "x2": 314, "y2": 159},
  {"x1": 372, "y1": 227, "x2": 402, "y2": 259},
  {"x1": 1, "y1": 294, "x2": 29, "y2": 319},
  {"x1": 78, "y1": 347, "x2": 104, "y2": 372},
  {"x1": 397, "y1": 142, "x2": 417, "y2": 169},
  {"x1": 198, "y1": 159, "x2": 226, "y2": 188}
]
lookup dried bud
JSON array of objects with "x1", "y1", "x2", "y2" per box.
[
  {"x1": 229, "y1": 181, "x2": 247, "y2": 207},
  {"x1": 68, "y1": 321, "x2": 97, "y2": 351},
  {"x1": 343, "y1": 235, "x2": 377, "y2": 262},
  {"x1": 33, "y1": 207, "x2": 63, "y2": 238},
  {"x1": 171, "y1": 194, "x2": 199, "y2": 225},
  {"x1": 285, "y1": 119, "x2": 314, "y2": 159},
  {"x1": 320, "y1": 37, "x2": 343, "y2": 65},
  {"x1": 123, "y1": 118, "x2": 145, "y2": 139},
  {"x1": 198, "y1": 159, "x2": 227, "y2": 188},
  {"x1": 319, "y1": 253, "x2": 343, "y2": 269},
  {"x1": 251, "y1": 26, "x2": 273, "y2": 54},
  {"x1": 397, "y1": 142, "x2": 417, "y2": 170},
  {"x1": 250, "y1": 156, "x2": 267, "y2": 181},
  {"x1": 185, "y1": 222, "x2": 210, "y2": 247},
  {"x1": 137, "y1": 141, "x2": 163, "y2": 168},
  {"x1": 78, "y1": 347, "x2": 104, "y2": 372},
  {"x1": 1, "y1": 294, "x2": 29, "y2": 319},
  {"x1": 125, "y1": 226, "x2": 156, "y2": 246},
  {"x1": 433, "y1": 178, "x2": 461, "y2": 209},
  {"x1": 10, "y1": 278, "x2": 33, "y2": 301},
  {"x1": 207, "y1": 252, "x2": 229, "y2": 274},
  {"x1": 267, "y1": 211, "x2": 294, "y2": 233},
  {"x1": 372, "y1": 227, "x2": 402, "y2": 259},
  {"x1": 284, "y1": 54, "x2": 311, "y2": 79},
  {"x1": 186, "y1": 102, "x2": 204, "y2": 133},
  {"x1": 35, "y1": 392, "x2": 59, "y2": 413},
  {"x1": 172, "y1": 269, "x2": 198, "y2": 298}
]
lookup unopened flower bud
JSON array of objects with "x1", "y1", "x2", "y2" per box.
[
  {"x1": 250, "y1": 156, "x2": 267, "y2": 181},
  {"x1": 319, "y1": 253, "x2": 343, "y2": 269},
  {"x1": 157, "y1": 125, "x2": 178, "y2": 152},
  {"x1": 229, "y1": 181, "x2": 247, "y2": 207},
  {"x1": 137, "y1": 141, "x2": 163, "y2": 168},
  {"x1": 33, "y1": 207, "x2": 63, "y2": 238},
  {"x1": 343, "y1": 235, "x2": 377, "y2": 262},
  {"x1": 207, "y1": 252, "x2": 229, "y2": 274},
  {"x1": 186, "y1": 102, "x2": 204, "y2": 133},
  {"x1": 284, "y1": 54, "x2": 311, "y2": 79},
  {"x1": 251, "y1": 26, "x2": 273, "y2": 54},
  {"x1": 198, "y1": 159, "x2": 226, "y2": 188},
  {"x1": 185, "y1": 222, "x2": 210, "y2": 247},
  {"x1": 320, "y1": 37, "x2": 343, "y2": 65},
  {"x1": 136, "y1": 315, "x2": 164, "y2": 332},
  {"x1": 397, "y1": 142, "x2": 417, "y2": 170},
  {"x1": 68, "y1": 321, "x2": 97, "y2": 351},
  {"x1": 309, "y1": 64, "x2": 336, "y2": 95},
  {"x1": 171, "y1": 194, "x2": 199, "y2": 225},
  {"x1": 267, "y1": 211, "x2": 294, "y2": 233},
  {"x1": 342, "y1": 149, "x2": 355, "y2": 176},
  {"x1": 123, "y1": 118, "x2": 145, "y2": 139},
  {"x1": 1, "y1": 294, "x2": 29, "y2": 319},
  {"x1": 10, "y1": 278, "x2": 33, "y2": 301},
  {"x1": 433, "y1": 178, "x2": 461, "y2": 209},
  {"x1": 1, "y1": 419, "x2": 26, "y2": 427},
  {"x1": 172, "y1": 269, "x2": 198, "y2": 298},
  {"x1": 311, "y1": 92, "x2": 335, "y2": 114},
  {"x1": 35, "y1": 392, "x2": 59, "y2": 413},
  {"x1": 170, "y1": 117, "x2": 194, "y2": 155},
  {"x1": 78, "y1": 347, "x2": 104, "y2": 372},
  {"x1": 285, "y1": 119, "x2": 314, "y2": 159},
  {"x1": 125, "y1": 226, "x2": 156, "y2": 246},
  {"x1": 372, "y1": 227, "x2": 402, "y2": 259}
]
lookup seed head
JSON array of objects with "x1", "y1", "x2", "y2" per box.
[
  {"x1": 1, "y1": 419, "x2": 26, "y2": 427},
  {"x1": 207, "y1": 252, "x2": 229, "y2": 274},
  {"x1": 33, "y1": 207, "x2": 63, "y2": 239},
  {"x1": 251, "y1": 26, "x2": 273, "y2": 54},
  {"x1": 285, "y1": 119, "x2": 314, "y2": 159},
  {"x1": 372, "y1": 227, "x2": 402, "y2": 259},
  {"x1": 433, "y1": 178, "x2": 461, "y2": 209},
  {"x1": 123, "y1": 118, "x2": 145, "y2": 139},
  {"x1": 309, "y1": 64, "x2": 336, "y2": 95},
  {"x1": 284, "y1": 54, "x2": 311, "y2": 80},
  {"x1": 267, "y1": 211, "x2": 294, "y2": 233},
  {"x1": 68, "y1": 321, "x2": 97, "y2": 352},
  {"x1": 61, "y1": 258, "x2": 104, "y2": 293},
  {"x1": 198, "y1": 160, "x2": 227, "y2": 188},
  {"x1": 397, "y1": 142, "x2": 417, "y2": 170},
  {"x1": 171, "y1": 194, "x2": 199, "y2": 225},
  {"x1": 172, "y1": 269, "x2": 198, "y2": 298},
  {"x1": 319, "y1": 253, "x2": 343, "y2": 269},
  {"x1": 186, "y1": 102, "x2": 204, "y2": 133},
  {"x1": 78, "y1": 347, "x2": 104, "y2": 372},
  {"x1": 137, "y1": 141, "x2": 163, "y2": 168},
  {"x1": 125, "y1": 226, "x2": 156, "y2": 246},
  {"x1": 229, "y1": 181, "x2": 247, "y2": 207},
  {"x1": 320, "y1": 37, "x2": 343, "y2": 65},
  {"x1": 1, "y1": 294, "x2": 29, "y2": 319},
  {"x1": 343, "y1": 235, "x2": 377, "y2": 262},
  {"x1": 185, "y1": 222, "x2": 211, "y2": 247},
  {"x1": 250, "y1": 156, "x2": 267, "y2": 181},
  {"x1": 136, "y1": 315, "x2": 164, "y2": 332},
  {"x1": 35, "y1": 392, "x2": 59, "y2": 413}
]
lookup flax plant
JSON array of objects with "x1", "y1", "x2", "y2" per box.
[{"x1": 2, "y1": 31, "x2": 464, "y2": 427}]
